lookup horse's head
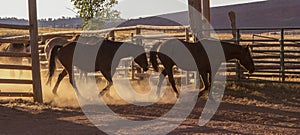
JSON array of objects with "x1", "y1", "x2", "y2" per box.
[
  {"x1": 7, "y1": 43, "x2": 27, "y2": 53},
  {"x1": 238, "y1": 45, "x2": 255, "y2": 74},
  {"x1": 134, "y1": 46, "x2": 149, "y2": 72}
]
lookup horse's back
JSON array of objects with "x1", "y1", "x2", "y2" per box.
[
  {"x1": 76, "y1": 36, "x2": 104, "y2": 45},
  {"x1": 158, "y1": 39, "x2": 230, "y2": 72}
]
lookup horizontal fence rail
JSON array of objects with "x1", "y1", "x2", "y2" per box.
[
  {"x1": 4, "y1": 25, "x2": 300, "y2": 84},
  {"x1": 222, "y1": 27, "x2": 300, "y2": 83},
  {"x1": 0, "y1": 23, "x2": 30, "y2": 30}
]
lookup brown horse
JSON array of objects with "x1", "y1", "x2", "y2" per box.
[
  {"x1": 44, "y1": 34, "x2": 81, "y2": 60},
  {"x1": 150, "y1": 39, "x2": 255, "y2": 98},
  {"x1": 44, "y1": 35, "x2": 105, "y2": 81},
  {"x1": 47, "y1": 39, "x2": 149, "y2": 96}
]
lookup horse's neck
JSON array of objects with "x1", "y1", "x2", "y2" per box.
[{"x1": 223, "y1": 43, "x2": 242, "y2": 61}]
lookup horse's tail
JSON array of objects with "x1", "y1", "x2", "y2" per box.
[
  {"x1": 46, "y1": 45, "x2": 62, "y2": 85},
  {"x1": 150, "y1": 42, "x2": 161, "y2": 72}
]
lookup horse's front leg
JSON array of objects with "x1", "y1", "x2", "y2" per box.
[
  {"x1": 198, "y1": 71, "x2": 210, "y2": 98},
  {"x1": 67, "y1": 68, "x2": 82, "y2": 97},
  {"x1": 165, "y1": 68, "x2": 180, "y2": 98}
]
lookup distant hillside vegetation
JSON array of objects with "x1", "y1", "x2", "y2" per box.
[{"x1": 0, "y1": 17, "x2": 82, "y2": 28}]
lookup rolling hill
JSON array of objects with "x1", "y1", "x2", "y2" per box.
[{"x1": 1, "y1": 0, "x2": 299, "y2": 29}]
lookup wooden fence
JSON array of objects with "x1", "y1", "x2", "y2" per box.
[
  {"x1": 36, "y1": 26, "x2": 300, "y2": 84},
  {"x1": 5, "y1": 25, "x2": 300, "y2": 88},
  {"x1": 215, "y1": 28, "x2": 300, "y2": 83},
  {"x1": 0, "y1": 0, "x2": 42, "y2": 103}
]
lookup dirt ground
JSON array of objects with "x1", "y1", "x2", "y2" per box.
[{"x1": 0, "y1": 81, "x2": 299, "y2": 135}]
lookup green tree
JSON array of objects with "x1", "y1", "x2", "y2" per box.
[{"x1": 71, "y1": 0, "x2": 120, "y2": 29}]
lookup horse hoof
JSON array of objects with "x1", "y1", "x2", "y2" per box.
[
  {"x1": 98, "y1": 91, "x2": 106, "y2": 97},
  {"x1": 156, "y1": 92, "x2": 161, "y2": 99},
  {"x1": 53, "y1": 92, "x2": 58, "y2": 97},
  {"x1": 198, "y1": 90, "x2": 207, "y2": 98},
  {"x1": 106, "y1": 93, "x2": 113, "y2": 99}
]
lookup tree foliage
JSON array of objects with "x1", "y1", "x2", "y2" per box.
[{"x1": 71, "y1": 0, "x2": 120, "y2": 29}]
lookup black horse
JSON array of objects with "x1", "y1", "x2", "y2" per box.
[
  {"x1": 47, "y1": 39, "x2": 149, "y2": 96},
  {"x1": 150, "y1": 39, "x2": 255, "y2": 98}
]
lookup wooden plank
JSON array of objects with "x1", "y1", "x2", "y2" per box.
[
  {"x1": 221, "y1": 39, "x2": 279, "y2": 42},
  {"x1": 249, "y1": 70, "x2": 300, "y2": 74},
  {"x1": 3, "y1": 35, "x2": 30, "y2": 40},
  {"x1": 251, "y1": 44, "x2": 300, "y2": 48},
  {"x1": 252, "y1": 50, "x2": 280, "y2": 53},
  {"x1": 252, "y1": 55, "x2": 300, "y2": 59},
  {"x1": 0, "y1": 79, "x2": 33, "y2": 84},
  {"x1": 252, "y1": 34, "x2": 279, "y2": 40},
  {"x1": 0, "y1": 39, "x2": 29, "y2": 44},
  {"x1": 138, "y1": 25, "x2": 187, "y2": 31},
  {"x1": 254, "y1": 65, "x2": 300, "y2": 70},
  {"x1": 0, "y1": 92, "x2": 33, "y2": 97},
  {"x1": 0, "y1": 23, "x2": 30, "y2": 30},
  {"x1": 0, "y1": 64, "x2": 32, "y2": 70},
  {"x1": 254, "y1": 61, "x2": 281, "y2": 64},
  {"x1": 247, "y1": 74, "x2": 282, "y2": 78},
  {"x1": 40, "y1": 61, "x2": 48, "y2": 65},
  {"x1": 0, "y1": 52, "x2": 31, "y2": 57},
  {"x1": 29, "y1": 0, "x2": 43, "y2": 103},
  {"x1": 134, "y1": 33, "x2": 191, "y2": 40},
  {"x1": 284, "y1": 39, "x2": 300, "y2": 42},
  {"x1": 252, "y1": 50, "x2": 300, "y2": 53},
  {"x1": 251, "y1": 44, "x2": 281, "y2": 47},
  {"x1": 202, "y1": 0, "x2": 210, "y2": 22}
]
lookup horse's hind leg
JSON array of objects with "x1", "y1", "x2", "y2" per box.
[
  {"x1": 207, "y1": 71, "x2": 217, "y2": 102},
  {"x1": 157, "y1": 69, "x2": 167, "y2": 97},
  {"x1": 52, "y1": 69, "x2": 67, "y2": 95},
  {"x1": 99, "y1": 70, "x2": 113, "y2": 96}
]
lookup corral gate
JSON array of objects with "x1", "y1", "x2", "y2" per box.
[{"x1": 0, "y1": 0, "x2": 42, "y2": 103}]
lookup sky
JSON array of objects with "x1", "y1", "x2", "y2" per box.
[{"x1": 0, "y1": 0, "x2": 266, "y2": 19}]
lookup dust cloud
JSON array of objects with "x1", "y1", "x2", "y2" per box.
[{"x1": 0, "y1": 67, "x2": 178, "y2": 108}]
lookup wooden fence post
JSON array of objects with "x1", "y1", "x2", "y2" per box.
[
  {"x1": 28, "y1": 0, "x2": 43, "y2": 103},
  {"x1": 135, "y1": 27, "x2": 142, "y2": 75},
  {"x1": 280, "y1": 29, "x2": 285, "y2": 82},
  {"x1": 188, "y1": 0, "x2": 202, "y2": 39},
  {"x1": 228, "y1": 11, "x2": 240, "y2": 39},
  {"x1": 109, "y1": 30, "x2": 115, "y2": 41},
  {"x1": 202, "y1": 0, "x2": 211, "y2": 38},
  {"x1": 136, "y1": 27, "x2": 142, "y2": 45},
  {"x1": 235, "y1": 29, "x2": 242, "y2": 81},
  {"x1": 130, "y1": 33, "x2": 135, "y2": 80},
  {"x1": 185, "y1": 27, "x2": 190, "y2": 42}
]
